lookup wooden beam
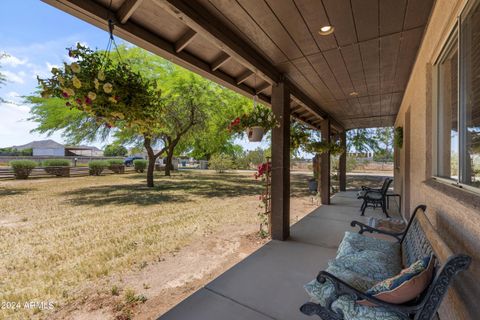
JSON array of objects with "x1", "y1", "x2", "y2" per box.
[
  {"x1": 42, "y1": 0, "x2": 271, "y2": 107},
  {"x1": 320, "y1": 119, "x2": 331, "y2": 205},
  {"x1": 271, "y1": 82, "x2": 290, "y2": 240},
  {"x1": 339, "y1": 131, "x2": 347, "y2": 191},
  {"x1": 175, "y1": 28, "x2": 197, "y2": 53},
  {"x1": 256, "y1": 82, "x2": 270, "y2": 94},
  {"x1": 117, "y1": 0, "x2": 144, "y2": 24},
  {"x1": 236, "y1": 70, "x2": 254, "y2": 85},
  {"x1": 155, "y1": 0, "x2": 280, "y2": 84},
  {"x1": 211, "y1": 52, "x2": 230, "y2": 71}
]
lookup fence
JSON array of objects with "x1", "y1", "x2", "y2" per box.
[
  {"x1": 0, "y1": 156, "x2": 124, "y2": 166},
  {"x1": 0, "y1": 166, "x2": 135, "y2": 180}
]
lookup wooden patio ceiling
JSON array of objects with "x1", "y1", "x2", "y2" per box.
[{"x1": 43, "y1": 0, "x2": 434, "y2": 130}]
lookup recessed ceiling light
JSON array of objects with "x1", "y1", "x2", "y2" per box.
[
  {"x1": 349, "y1": 91, "x2": 359, "y2": 97},
  {"x1": 318, "y1": 25, "x2": 334, "y2": 35}
]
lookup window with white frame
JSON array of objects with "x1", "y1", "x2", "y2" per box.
[{"x1": 435, "y1": 0, "x2": 480, "y2": 189}]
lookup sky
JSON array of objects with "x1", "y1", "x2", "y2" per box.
[{"x1": 0, "y1": 0, "x2": 268, "y2": 151}]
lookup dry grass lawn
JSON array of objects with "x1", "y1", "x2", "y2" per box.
[{"x1": 0, "y1": 170, "x2": 316, "y2": 319}]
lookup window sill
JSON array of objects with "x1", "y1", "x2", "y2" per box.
[{"x1": 424, "y1": 178, "x2": 480, "y2": 210}]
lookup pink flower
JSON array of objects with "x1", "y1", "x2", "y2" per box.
[
  {"x1": 85, "y1": 97, "x2": 92, "y2": 105},
  {"x1": 62, "y1": 92, "x2": 69, "y2": 98}
]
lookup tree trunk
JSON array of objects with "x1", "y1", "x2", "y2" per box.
[
  {"x1": 144, "y1": 137, "x2": 156, "y2": 188},
  {"x1": 165, "y1": 146, "x2": 175, "y2": 176}
]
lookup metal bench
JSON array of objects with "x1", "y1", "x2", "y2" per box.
[{"x1": 300, "y1": 205, "x2": 471, "y2": 320}]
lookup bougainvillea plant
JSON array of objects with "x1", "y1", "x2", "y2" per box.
[
  {"x1": 254, "y1": 161, "x2": 272, "y2": 238},
  {"x1": 228, "y1": 105, "x2": 279, "y2": 133},
  {"x1": 37, "y1": 43, "x2": 163, "y2": 133}
]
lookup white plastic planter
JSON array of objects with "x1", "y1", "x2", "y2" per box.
[{"x1": 247, "y1": 126, "x2": 265, "y2": 142}]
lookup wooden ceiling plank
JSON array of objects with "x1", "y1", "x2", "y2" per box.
[
  {"x1": 117, "y1": 0, "x2": 144, "y2": 24},
  {"x1": 340, "y1": 43, "x2": 368, "y2": 96},
  {"x1": 294, "y1": 0, "x2": 338, "y2": 51},
  {"x1": 323, "y1": 48, "x2": 356, "y2": 97},
  {"x1": 404, "y1": 0, "x2": 435, "y2": 29},
  {"x1": 264, "y1": 0, "x2": 319, "y2": 56},
  {"x1": 322, "y1": 0, "x2": 357, "y2": 46},
  {"x1": 174, "y1": 28, "x2": 197, "y2": 53},
  {"x1": 306, "y1": 53, "x2": 345, "y2": 100},
  {"x1": 380, "y1": 32, "x2": 402, "y2": 94},
  {"x1": 379, "y1": 0, "x2": 406, "y2": 35},
  {"x1": 359, "y1": 38, "x2": 380, "y2": 96},
  {"x1": 211, "y1": 52, "x2": 231, "y2": 71},
  {"x1": 203, "y1": 0, "x2": 288, "y2": 64},
  {"x1": 236, "y1": 70, "x2": 254, "y2": 85},
  {"x1": 256, "y1": 82, "x2": 271, "y2": 94},
  {"x1": 392, "y1": 27, "x2": 424, "y2": 92},
  {"x1": 351, "y1": 0, "x2": 378, "y2": 42},
  {"x1": 235, "y1": 0, "x2": 303, "y2": 60}
]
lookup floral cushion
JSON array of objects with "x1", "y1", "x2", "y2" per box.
[
  {"x1": 331, "y1": 295, "x2": 404, "y2": 320},
  {"x1": 329, "y1": 250, "x2": 402, "y2": 281},
  {"x1": 336, "y1": 232, "x2": 400, "y2": 259},
  {"x1": 304, "y1": 265, "x2": 378, "y2": 305}
]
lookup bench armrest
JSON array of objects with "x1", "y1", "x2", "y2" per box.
[
  {"x1": 316, "y1": 271, "x2": 421, "y2": 315},
  {"x1": 361, "y1": 186, "x2": 381, "y2": 191},
  {"x1": 350, "y1": 220, "x2": 404, "y2": 241}
]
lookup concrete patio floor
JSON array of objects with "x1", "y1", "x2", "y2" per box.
[{"x1": 158, "y1": 191, "x2": 400, "y2": 320}]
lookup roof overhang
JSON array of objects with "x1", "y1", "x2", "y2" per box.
[{"x1": 42, "y1": 0, "x2": 435, "y2": 131}]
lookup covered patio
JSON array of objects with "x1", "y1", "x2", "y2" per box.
[
  {"x1": 41, "y1": 0, "x2": 478, "y2": 319},
  {"x1": 159, "y1": 192, "x2": 399, "y2": 320}
]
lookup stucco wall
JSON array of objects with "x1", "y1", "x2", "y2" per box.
[
  {"x1": 32, "y1": 148, "x2": 65, "y2": 156},
  {"x1": 394, "y1": 0, "x2": 478, "y2": 319}
]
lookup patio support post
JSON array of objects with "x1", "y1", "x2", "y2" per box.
[
  {"x1": 321, "y1": 119, "x2": 331, "y2": 205},
  {"x1": 339, "y1": 131, "x2": 347, "y2": 191},
  {"x1": 271, "y1": 81, "x2": 290, "y2": 241}
]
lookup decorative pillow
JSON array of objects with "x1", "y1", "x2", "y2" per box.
[
  {"x1": 358, "y1": 254, "x2": 435, "y2": 306},
  {"x1": 330, "y1": 250, "x2": 401, "y2": 281}
]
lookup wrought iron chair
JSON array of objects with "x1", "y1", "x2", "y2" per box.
[{"x1": 358, "y1": 177, "x2": 393, "y2": 217}]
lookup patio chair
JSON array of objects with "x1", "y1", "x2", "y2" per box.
[{"x1": 358, "y1": 178, "x2": 393, "y2": 217}]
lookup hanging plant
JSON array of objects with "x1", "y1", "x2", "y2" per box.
[
  {"x1": 305, "y1": 141, "x2": 345, "y2": 156},
  {"x1": 37, "y1": 43, "x2": 163, "y2": 133},
  {"x1": 394, "y1": 126, "x2": 403, "y2": 149},
  {"x1": 228, "y1": 105, "x2": 279, "y2": 142}
]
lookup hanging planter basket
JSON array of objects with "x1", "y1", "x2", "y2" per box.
[{"x1": 247, "y1": 126, "x2": 265, "y2": 142}]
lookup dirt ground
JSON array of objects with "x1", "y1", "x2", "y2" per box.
[{"x1": 0, "y1": 169, "x2": 385, "y2": 320}]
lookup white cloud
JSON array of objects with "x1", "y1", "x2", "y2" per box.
[
  {"x1": 2, "y1": 54, "x2": 28, "y2": 67},
  {"x1": 3, "y1": 70, "x2": 26, "y2": 84},
  {"x1": 0, "y1": 101, "x2": 63, "y2": 148}
]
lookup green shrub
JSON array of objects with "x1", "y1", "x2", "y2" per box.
[
  {"x1": 43, "y1": 159, "x2": 71, "y2": 167},
  {"x1": 133, "y1": 159, "x2": 147, "y2": 173},
  {"x1": 107, "y1": 159, "x2": 125, "y2": 174},
  {"x1": 107, "y1": 159, "x2": 124, "y2": 165},
  {"x1": 42, "y1": 159, "x2": 71, "y2": 177},
  {"x1": 209, "y1": 154, "x2": 234, "y2": 173},
  {"x1": 10, "y1": 160, "x2": 37, "y2": 179},
  {"x1": 88, "y1": 160, "x2": 109, "y2": 176}
]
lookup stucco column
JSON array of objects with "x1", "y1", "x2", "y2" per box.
[{"x1": 271, "y1": 81, "x2": 290, "y2": 240}]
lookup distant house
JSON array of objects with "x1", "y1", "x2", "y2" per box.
[
  {"x1": 13, "y1": 139, "x2": 65, "y2": 156},
  {"x1": 65, "y1": 145, "x2": 104, "y2": 157}
]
